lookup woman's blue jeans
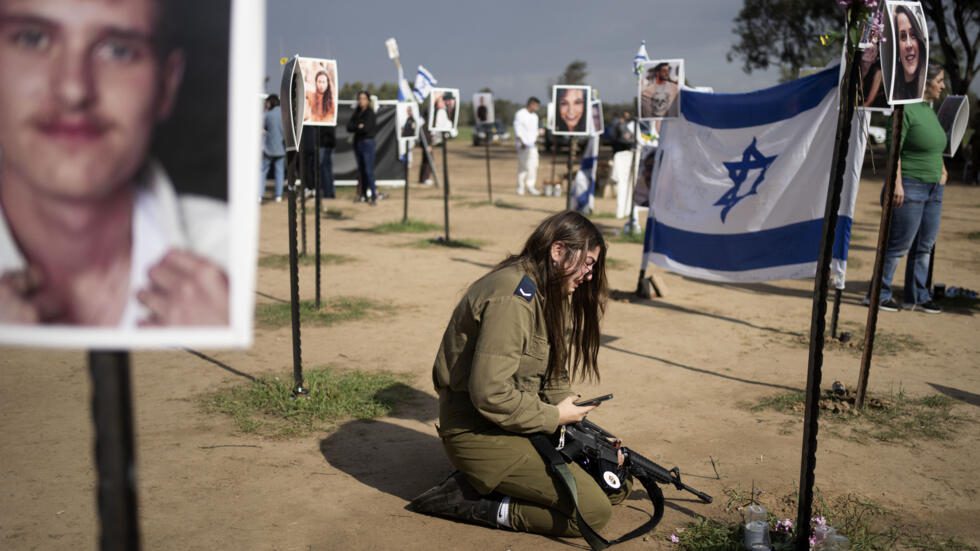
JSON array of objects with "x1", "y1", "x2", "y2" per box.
[
  {"x1": 354, "y1": 138, "x2": 377, "y2": 199},
  {"x1": 879, "y1": 177, "x2": 943, "y2": 304}
]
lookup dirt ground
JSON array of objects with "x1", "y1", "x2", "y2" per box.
[{"x1": 2, "y1": 139, "x2": 979, "y2": 550}]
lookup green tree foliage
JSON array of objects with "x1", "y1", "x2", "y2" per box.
[
  {"x1": 558, "y1": 60, "x2": 589, "y2": 85},
  {"x1": 728, "y1": 0, "x2": 978, "y2": 94},
  {"x1": 337, "y1": 81, "x2": 399, "y2": 100},
  {"x1": 727, "y1": 0, "x2": 843, "y2": 80}
]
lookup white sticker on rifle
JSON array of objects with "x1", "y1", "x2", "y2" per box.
[{"x1": 603, "y1": 471, "x2": 621, "y2": 489}]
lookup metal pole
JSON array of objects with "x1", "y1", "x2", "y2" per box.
[
  {"x1": 299, "y1": 141, "x2": 307, "y2": 257},
  {"x1": 314, "y1": 131, "x2": 322, "y2": 309},
  {"x1": 925, "y1": 244, "x2": 936, "y2": 292},
  {"x1": 442, "y1": 132, "x2": 451, "y2": 242},
  {"x1": 286, "y1": 152, "x2": 306, "y2": 396},
  {"x1": 794, "y1": 53, "x2": 860, "y2": 551},
  {"x1": 624, "y1": 115, "x2": 641, "y2": 233},
  {"x1": 829, "y1": 288, "x2": 843, "y2": 339},
  {"x1": 402, "y1": 151, "x2": 410, "y2": 224},
  {"x1": 89, "y1": 350, "x2": 141, "y2": 551},
  {"x1": 485, "y1": 128, "x2": 493, "y2": 203},
  {"x1": 565, "y1": 138, "x2": 576, "y2": 211},
  {"x1": 855, "y1": 105, "x2": 904, "y2": 410}
]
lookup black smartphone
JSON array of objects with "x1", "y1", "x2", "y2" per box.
[{"x1": 574, "y1": 393, "x2": 613, "y2": 407}]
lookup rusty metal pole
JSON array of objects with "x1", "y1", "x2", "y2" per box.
[{"x1": 855, "y1": 105, "x2": 904, "y2": 409}]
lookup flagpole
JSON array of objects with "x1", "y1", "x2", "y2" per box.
[{"x1": 794, "y1": 46, "x2": 861, "y2": 551}]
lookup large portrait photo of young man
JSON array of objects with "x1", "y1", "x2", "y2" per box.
[{"x1": 0, "y1": 0, "x2": 262, "y2": 348}]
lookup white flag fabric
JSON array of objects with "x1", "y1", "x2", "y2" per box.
[
  {"x1": 633, "y1": 41, "x2": 649, "y2": 75},
  {"x1": 572, "y1": 136, "x2": 599, "y2": 213},
  {"x1": 643, "y1": 66, "x2": 867, "y2": 284},
  {"x1": 413, "y1": 65, "x2": 437, "y2": 103}
]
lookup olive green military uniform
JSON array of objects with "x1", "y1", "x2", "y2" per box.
[{"x1": 432, "y1": 263, "x2": 625, "y2": 536}]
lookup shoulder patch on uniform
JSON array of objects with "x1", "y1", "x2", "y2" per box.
[{"x1": 514, "y1": 275, "x2": 537, "y2": 302}]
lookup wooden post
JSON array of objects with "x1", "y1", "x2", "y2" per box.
[
  {"x1": 402, "y1": 151, "x2": 410, "y2": 224},
  {"x1": 855, "y1": 105, "x2": 904, "y2": 409},
  {"x1": 314, "y1": 131, "x2": 322, "y2": 309},
  {"x1": 565, "y1": 138, "x2": 577, "y2": 211},
  {"x1": 794, "y1": 55, "x2": 861, "y2": 551}
]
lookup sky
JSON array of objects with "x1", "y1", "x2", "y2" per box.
[{"x1": 264, "y1": 0, "x2": 784, "y2": 104}]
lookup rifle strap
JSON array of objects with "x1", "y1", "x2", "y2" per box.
[{"x1": 529, "y1": 433, "x2": 610, "y2": 551}]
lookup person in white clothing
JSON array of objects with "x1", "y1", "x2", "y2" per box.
[
  {"x1": 513, "y1": 97, "x2": 542, "y2": 196},
  {"x1": 0, "y1": 0, "x2": 229, "y2": 327}
]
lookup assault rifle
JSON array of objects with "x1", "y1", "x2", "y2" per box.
[{"x1": 531, "y1": 419, "x2": 713, "y2": 549}]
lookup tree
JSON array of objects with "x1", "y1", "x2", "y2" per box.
[
  {"x1": 729, "y1": 0, "x2": 978, "y2": 94},
  {"x1": 558, "y1": 60, "x2": 589, "y2": 85},
  {"x1": 337, "y1": 81, "x2": 399, "y2": 100},
  {"x1": 729, "y1": 0, "x2": 980, "y2": 180}
]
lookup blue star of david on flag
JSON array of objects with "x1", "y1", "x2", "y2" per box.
[{"x1": 714, "y1": 137, "x2": 778, "y2": 223}]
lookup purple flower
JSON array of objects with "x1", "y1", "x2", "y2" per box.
[
  {"x1": 776, "y1": 518, "x2": 794, "y2": 532},
  {"x1": 670, "y1": 533, "x2": 680, "y2": 544},
  {"x1": 812, "y1": 515, "x2": 827, "y2": 527}
]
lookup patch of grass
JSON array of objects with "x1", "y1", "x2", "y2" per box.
[
  {"x1": 257, "y1": 253, "x2": 353, "y2": 270},
  {"x1": 750, "y1": 388, "x2": 965, "y2": 444},
  {"x1": 324, "y1": 208, "x2": 349, "y2": 220},
  {"x1": 589, "y1": 211, "x2": 618, "y2": 219},
  {"x1": 254, "y1": 297, "x2": 389, "y2": 329},
  {"x1": 200, "y1": 367, "x2": 408, "y2": 437},
  {"x1": 408, "y1": 237, "x2": 485, "y2": 250},
  {"x1": 794, "y1": 321, "x2": 926, "y2": 357},
  {"x1": 965, "y1": 231, "x2": 980, "y2": 241},
  {"x1": 369, "y1": 219, "x2": 441, "y2": 234},
  {"x1": 604, "y1": 258, "x2": 629, "y2": 271},
  {"x1": 608, "y1": 230, "x2": 645, "y2": 244},
  {"x1": 493, "y1": 199, "x2": 523, "y2": 210},
  {"x1": 672, "y1": 487, "x2": 977, "y2": 551}
]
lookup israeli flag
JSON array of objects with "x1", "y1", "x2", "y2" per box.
[
  {"x1": 633, "y1": 41, "x2": 649, "y2": 76},
  {"x1": 643, "y1": 66, "x2": 868, "y2": 285},
  {"x1": 413, "y1": 65, "x2": 437, "y2": 103},
  {"x1": 573, "y1": 136, "x2": 599, "y2": 213}
]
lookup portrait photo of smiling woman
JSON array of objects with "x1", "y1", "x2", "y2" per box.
[
  {"x1": 552, "y1": 85, "x2": 590, "y2": 136},
  {"x1": 0, "y1": 0, "x2": 262, "y2": 348},
  {"x1": 884, "y1": 0, "x2": 929, "y2": 104}
]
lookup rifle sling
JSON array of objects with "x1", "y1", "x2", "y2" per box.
[
  {"x1": 528, "y1": 434, "x2": 666, "y2": 550},
  {"x1": 529, "y1": 433, "x2": 610, "y2": 551}
]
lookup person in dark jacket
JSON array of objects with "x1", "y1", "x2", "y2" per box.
[
  {"x1": 346, "y1": 91, "x2": 378, "y2": 204},
  {"x1": 319, "y1": 126, "x2": 336, "y2": 199}
]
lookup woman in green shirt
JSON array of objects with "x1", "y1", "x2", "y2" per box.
[{"x1": 876, "y1": 64, "x2": 948, "y2": 313}]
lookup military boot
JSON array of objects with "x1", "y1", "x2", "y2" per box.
[{"x1": 406, "y1": 471, "x2": 500, "y2": 529}]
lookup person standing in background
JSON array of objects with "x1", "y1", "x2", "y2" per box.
[
  {"x1": 871, "y1": 64, "x2": 948, "y2": 313},
  {"x1": 346, "y1": 91, "x2": 378, "y2": 204},
  {"x1": 261, "y1": 95, "x2": 286, "y2": 203},
  {"x1": 513, "y1": 97, "x2": 542, "y2": 196},
  {"x1": 319, "y1": 126, "x2": 336, "y2": 199}
]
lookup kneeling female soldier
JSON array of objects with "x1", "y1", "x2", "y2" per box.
[{"x1": 409, "y1": 211, "x2": 628, "y2": 537}]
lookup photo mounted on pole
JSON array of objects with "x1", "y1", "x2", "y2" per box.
[
  {"x1": 0, "y1": 0, "x2": 263, "y2": 349},
  {"x1": 428, "y1": 87, "x2": 461, "y2": 133},
  {"x1": 638, "y1": 59, "x2": 684, "y2": 120},
  {"x1": 552, "y1": 85, "x2": 592, "y2": 136}
]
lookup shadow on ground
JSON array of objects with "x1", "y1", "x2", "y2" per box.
[{"x1": 609, "y1": 289, "x2": 802, "y2": 338}]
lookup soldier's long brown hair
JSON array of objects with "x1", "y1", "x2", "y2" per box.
[{"x1": 494, "y1": 211, "x2": 608, "y2": 383}]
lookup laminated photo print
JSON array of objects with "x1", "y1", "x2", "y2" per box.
[
  {"x1": 937, "y1": 96, "x2": 969, "y2": 157},
  {"x1": 552, "y1": 85, "x2": 591, "y2": 136},
  {"x1": 297, "y1": 57, "x2": 339, "y2": 126},
  {"x1": 589, "y1": 100, "x2": 604, "y2": 135},
  {"x1": 428, "y1": 87, "x2": 460, "y2": 133},
  {"x1": 0, "y1": 0, "x2": 263, "y2": 348},
  {"x1": 473, "y1": 93, "x2": 494, "y2": 125},
  {"x1": 883, "y1": 0, "x2": 928, "y2": 104},
  {"x1": 639, "y1": 59, "x2": 683, "y2": 120}
]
